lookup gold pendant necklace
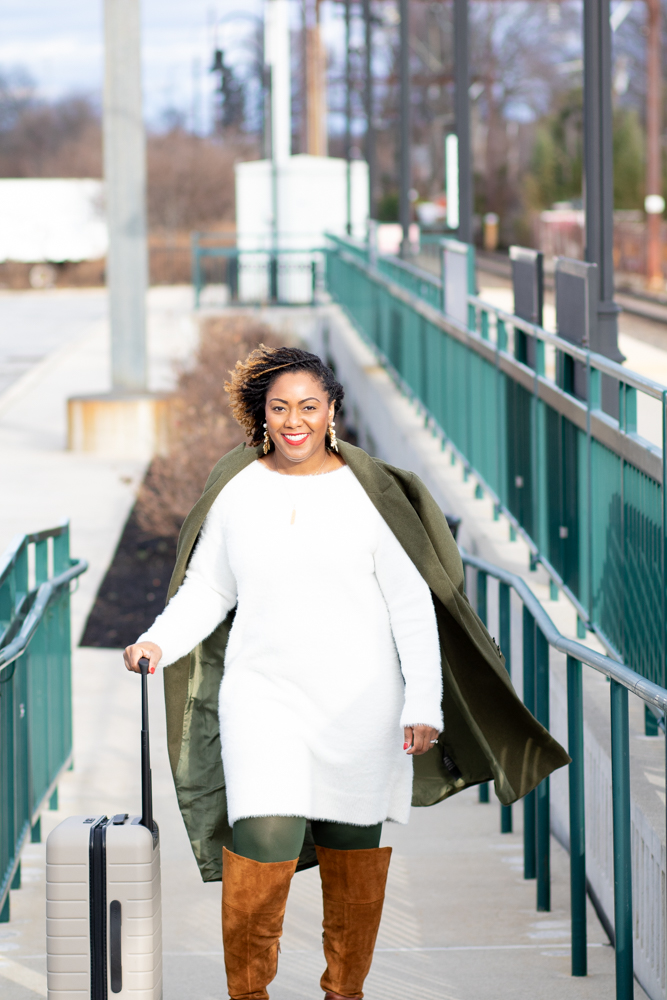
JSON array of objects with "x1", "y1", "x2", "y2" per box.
[{"x1": 275, "y1": 451, "x2": 329, "y2": 524}]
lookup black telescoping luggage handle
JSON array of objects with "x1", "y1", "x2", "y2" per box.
[{"x1": 138, "y1": 657, "x2": 153, "y2": 833}]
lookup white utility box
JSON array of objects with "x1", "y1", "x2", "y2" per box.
[{"x1": 235, "y1": 155, "x2": 369, "y2": 303}]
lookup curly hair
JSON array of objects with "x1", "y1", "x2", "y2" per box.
[{"x1": 224, "y1": 344, "x2": 345, "y2": 448}]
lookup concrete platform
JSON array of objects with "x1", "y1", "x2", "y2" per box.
[
  {"x1": 0, "y1": 287, "x2": 653, "y2": 998},
  {"x1": 0, "y1": 646, "x2": 647, "y2": 999},
  {"x1": 0, "y1": 285, "x2": 198, "y2": 643}
]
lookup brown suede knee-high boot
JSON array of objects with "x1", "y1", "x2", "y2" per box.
[
  {"x1": 222, "y1": 847, "x2": 298, "y2": 1000},
  {"x1": 316, "y1": 845, "x2": 392, "y2": 1000}
]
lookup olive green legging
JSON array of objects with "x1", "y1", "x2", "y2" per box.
[{"x1": 232, "y1": 816, "x2": 383, "y2": 863}]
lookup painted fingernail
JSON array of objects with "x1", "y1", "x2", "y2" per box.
[
  {"x1": 150, "y1": 667, "x2": 155, "y2": 674},
  {"x1": 403, "y1": 742, "x2": 409, "y2": 750}
]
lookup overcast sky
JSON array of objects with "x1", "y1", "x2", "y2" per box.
[{"x1": 1, "y1": 0, "x2": 276, "y2": 129}]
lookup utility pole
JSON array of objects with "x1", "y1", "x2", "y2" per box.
[
  {"x1": 69, "y1": 0, "x2": 162, "y2": 459},
  {"x1": 345, "y1": 0, "x2": 352, "y2": 234},
  {"x1": 306, "y1": 0, "x2": 327, "y2": 155},
  {"x1": 103, "y1": 0, "x2": 148, "y2": 393},
  {"x1": 301, "y1": 0, "x2": 308, "y2": 153},
  {"x1": 363, "y1": 0, "x2": 376, "y2": 219},
  {"x1": 645, "y1": 0, "x2": 664, "y2": 291},
  {"x1": 264, "y1": 0, "x2": 291, "y2": 272},
  {"x1": 583, "y1": 0, "x2": 622, "y2": 363},
  {"x1": 399, "y1": 0, "x2": 411, "y2": 257},
  {"x1": 265, "y1": 0, "x2": 291, "y2": 165},
  {"x1": 453, "y1": 0, "x2": 472, "y2": 244}
]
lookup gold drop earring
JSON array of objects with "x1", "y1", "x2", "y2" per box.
[
  {"x1": 263, "y1": 422, "x2": 271, "y2": 455},
  {"x1": 328, "y1": 419, "x2": 338, "y2": 452}
]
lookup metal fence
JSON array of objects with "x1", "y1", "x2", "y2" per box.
[
  {"x1": 192, "y1": 234, "x2": 325, "y2": 308},
  {"x1": 325, "y1": 235, "x2": 667, "y2": 704},
  {"x1": 460, "y1": 549, "x2": 667, "y2": 1000},
  {"x1": 0, "y1": 523, "x2": 87, "y2": 922}
]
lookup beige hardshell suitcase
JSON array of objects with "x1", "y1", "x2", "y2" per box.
[{"x1": 46, "y1": 659, "x2": 162, "y2": 999}]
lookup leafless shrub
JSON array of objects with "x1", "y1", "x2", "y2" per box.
[
  {"x1": 0, "y1": 85, "x2": 259, "y2": 232},
  {"x1": 135, "y1": 315, "x2": 282, "y2": 540},
  {"x1": 0, "y1": 92, "x2": 102, "y2": 177},
  {"x1": 146, "y1": 127, "x2": 258, "y2": 231}
]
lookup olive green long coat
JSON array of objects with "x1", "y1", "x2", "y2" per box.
[{"x1": 162, "y1": 440, "x2": 569, "y2": 881}]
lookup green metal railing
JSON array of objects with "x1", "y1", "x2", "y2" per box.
[
  {"x1": 325, "y1": 236, "x2": 667, "y2": 700},
  {"x1": 192, "y1": 234, "x2": 325, "y2": 308},
  {"x1": 0, "y1": 523, "x2": 87, "y2": 922},
  {"x1": 460, "y1": 549, "x2": 666, "y2": 1000}
]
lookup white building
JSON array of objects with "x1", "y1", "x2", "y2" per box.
[
  {"x1": 234, "y1": 0, "x2": 369, "y2": 304},
  {"x1": 0, "y1": 178, "x2": 107, "y2": 268}
]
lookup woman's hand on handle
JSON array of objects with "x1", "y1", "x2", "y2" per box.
[
  {"x1": 403, "y1": 725, "x2": 440, "y2": 756},
  {"x1": 124, "y1": 642, "x2": 162, "y2": 675}
]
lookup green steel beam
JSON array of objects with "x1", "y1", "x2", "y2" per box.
[
  {"x1": 499, "y1": 582, "x2": 513, "y2": 834},
  {"x1": 610, "y1": 680, "x2": 633, "y2": 1000},
  {"x1": 457, "y1": 548, "x2": 667, "y2": 993},
  {"x1": 523, "y1": 607, "x2": 537, "y2": 880},
  {"x1": 0, "y1": 526, "x2": 85, "y2": 925},
  {"x1": 477, "y1": 571, "x2": 490, "y2": 804},
  {"x1": 535, "y1": 627, "x2": 551, "y2": 911},
  {"x1": 567, "y1": 656, "x2": 587, "y2": 976}
]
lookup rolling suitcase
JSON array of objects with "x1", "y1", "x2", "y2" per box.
[{"x1": 46, "y1": 657, "x2": 162, "y2": 999}]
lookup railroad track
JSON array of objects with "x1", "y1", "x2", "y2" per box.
[{"x1": 474, "y1": 248, "x2": 667, "y2": 327}]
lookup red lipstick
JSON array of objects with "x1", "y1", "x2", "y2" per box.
[{"x1": 282, "y1": 433, "x2": 309, "y2": 446}]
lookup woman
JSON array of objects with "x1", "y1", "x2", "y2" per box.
[{"x1": 125, "y1": 345, "x2": 568, "y2": 1000}]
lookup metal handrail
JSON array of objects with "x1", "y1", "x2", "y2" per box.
[
  {"x1": 461, "y1": 549, "x2": 667, "y2": 712},
  {"x1": 345, "y1": 238, "x2": 667, "y2": 400},
  {"x1": 459, "y1": 548, "x2": 661, "y2": 1000},
  {"x1": 326, "y1": 237, "x2": 662, "y2": 998},
  {"x1": 469, "y1": 294, "x2": 667, "y2": 401},
  {"x1": 192, "y1": 239, "x2": 327, "y2": 308},
  {"x1": 330, "y1": 243, "x2": 667, "y2": 670},
  {"x1": 0, "y1": 522, "x2": 70, "y2": 587},
  {"x1": 0, "y1": 524, "x2": 86, "y2": 923},
  {"x1": 0, "y1": 557, "x2": 88, "y2": 674},
  {"x1": 380, "y1": 252, "x2": 442, "y2": 287},
  {"x1": 338, "y1": 245, "x2": 667, "y2": 398}
]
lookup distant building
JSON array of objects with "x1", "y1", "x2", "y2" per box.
[{"x1": 0, "y1": 179, "x2": 107, "y2": 288}]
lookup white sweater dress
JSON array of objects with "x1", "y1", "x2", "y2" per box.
[{"x1": 140, "y1": 461, "x2": 443, "y2": 826}]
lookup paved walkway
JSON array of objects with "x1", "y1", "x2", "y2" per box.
[
  {"x1": 0, "y1": 287, "x2": 107, "y2": 398},
  {"x1": 0, "y1": 284, "x2": 197, "y2": 643},
  {"x1": 1, "y1": 644, "x2": 646, "y2": 999},
  {"x1": 0, "y1": 289, "x2": 651, "y2": 999}
]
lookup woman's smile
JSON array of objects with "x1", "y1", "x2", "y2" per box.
[{"x1": 282, "y1": 432, "x2": 310, "y2": 446}]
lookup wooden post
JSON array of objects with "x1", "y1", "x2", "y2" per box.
[
  {"x1": 645, "y1": 0, "x2": 663, "y2": 291},
  {"x1": 306, "y1": 0, "x2": 327, "y2": 156}
]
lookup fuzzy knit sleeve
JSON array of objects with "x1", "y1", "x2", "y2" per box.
[
  {"x1": 138, "y1": 494, "x2": 237, "y2": 667},
  {"x1": 373, "y1": 516, "x2": 444, "y2": 732}
]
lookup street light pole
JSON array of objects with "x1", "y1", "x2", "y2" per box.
[
  {"x1": 583, "y1": 0, "x2": 622, "y2": 363},
  {"x1": 363, "y1": 0, "x2": 376, "y2": 220},
  {"x1": 103, "y1": 0, "x2": 148, "y2": 393},
  {"x1": 645, "y1": 0, "x2": 663, "y2": 291},
  {"x1": 399, "y1": 0, "x2": 411, "y2": 257},
  {"x1": 453, "y1": 0, "x2": 472, "y2": 244}
]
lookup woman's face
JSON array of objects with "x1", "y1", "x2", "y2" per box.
[{"x1": 264, "y1": 371, "x2": 334, "y2": 465}]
